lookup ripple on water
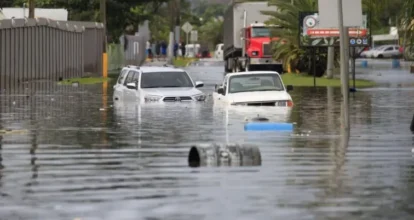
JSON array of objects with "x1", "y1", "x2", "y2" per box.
[{"x1": 0, "y1": 74, "x2": 414, "y2": 219}]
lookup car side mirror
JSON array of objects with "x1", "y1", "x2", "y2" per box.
[
  {"x1": 126, "y1": 82, "x2": 137, "y2": 90},
  {"x1": 195, "y1": 81, "x2": 204, "y2": 88},
  {"x1": 286, "y1": 85, "x2": 293, "y2": 92},
  {"x1": 217, "y1": 87, "x2": 225, "y2": 95}
]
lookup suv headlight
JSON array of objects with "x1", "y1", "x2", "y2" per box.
[
  {"x1": 193, "y1": 94, "x2": 206, "y2": 101},
  {"x1": 144, "y1": 95, "x2": 162, "y2": 102}
]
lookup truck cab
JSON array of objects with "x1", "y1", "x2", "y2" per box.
[
  {"x1": 223, "y1": 1, "x2": 283, "y2": 74},
  {"x1": 243, "y1": 23, "x2": 277, "y2": 67}
]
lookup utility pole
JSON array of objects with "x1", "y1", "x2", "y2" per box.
[
  {"x1": 167, "y1": 0, "x2": 179, "y2": 65},
  {"x1": 100, "y1": 0, "x2": 107, "y2": 30},
  {"x1": 28, "y1": 0, "x2": 35, "y2": 18},
  {"x1": 337, "y1": 0, "x2": 350, "y2": 130},
  {"x1": 100, "y1": 0, "x2": 108, "y2": 77},
  {"x1": 175, "y1": 0, "x2": 181, "y2": 43}
]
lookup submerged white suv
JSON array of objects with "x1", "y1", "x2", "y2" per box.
[{"x1": 113, "y1": 65, "x2": 206, "y2": 103}]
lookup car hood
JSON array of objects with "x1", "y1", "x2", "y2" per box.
[
  {"x1": 228, "y1": 91, "x2": 292, "y2": 103},
  {"x1": 141, "y1": 87, "x2": 202, "y2": 97}
]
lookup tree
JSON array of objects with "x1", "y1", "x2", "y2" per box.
[
  {"x1": 262, "y1": 0, "x2": 324, "y2": 74},
  {"x1": 198, "y1": 18, "x2": 223, "y2": 48}
]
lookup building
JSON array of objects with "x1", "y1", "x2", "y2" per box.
[{"x1": 0, "y1": 7, "x2": 68, "y2": 21}]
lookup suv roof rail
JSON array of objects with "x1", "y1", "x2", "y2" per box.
[
  {"x1": 163, "y1": 64, "x2": 175, "y2": 68},
  {"x1": 127, "y1": 65, "x2": 140, "y2": 69}
]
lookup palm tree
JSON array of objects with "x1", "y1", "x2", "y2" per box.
[
  {"x1": 400, "y1": 0, "x2": 414, "y2": 60},
  {"x1": 262, "y1": 0, "x2": 326, "y2": 75}
]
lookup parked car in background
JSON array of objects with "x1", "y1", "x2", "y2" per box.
[
  {"x1": 359, "y1": 46, "x2": 385, "y2": 58},
  {"x1": 372, "y1": 45, "x2": 401, "y2": 58},
  {"x1": 113, "y1": 65, "x2": 206, "y2": 103},
  {"x1": 196, "y1": 46, "x2": 211, "y2": 58},
  {"x1": 358, "y1": 47, "x2": 372, "y2": 58},
  {"x1": 214, "y1": 43, "x2": 224, "y2": 60}
]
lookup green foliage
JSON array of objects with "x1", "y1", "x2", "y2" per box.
[
  {"x1": 198, "y1": 18, "x2": 223, "y2": 49},
  {"x1": 193, "y1": 1, "x2": 226, "y2": 48},
  {"x1": 263, "y1": 0, "x2": 317, "y2": 71},
  {"x1": 281, "y1": 74, "x2": 375, "y2": 87}
]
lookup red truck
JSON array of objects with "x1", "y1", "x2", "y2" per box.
[{"x1": 223, "y1": 1, "x2": 283, "y2": 73}]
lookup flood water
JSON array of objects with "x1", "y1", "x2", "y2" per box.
[{"x1": 1, "y1": 64, "x2": 414, "y2": 220}]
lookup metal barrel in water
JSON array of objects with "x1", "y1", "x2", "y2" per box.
[{"x1": 188, "y1": 143, "x2": 262, "y2": 167}]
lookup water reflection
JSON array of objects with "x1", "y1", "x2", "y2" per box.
[{"x1": 0, "y1": 73, "x2": 413, "y2": 219}]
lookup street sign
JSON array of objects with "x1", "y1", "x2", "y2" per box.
[
  {"x1": 299, "y1": 12, "x2": 369, "y2": 47},
  {"x1": 318, "y1": 0, "x2": 363, "y2": 28},
  {"x1": 181, "y1": 22, "x2": 193, "y2": 33},
  {"x1": 190, "y1": 30, "x2": 198, "y2": 42}
]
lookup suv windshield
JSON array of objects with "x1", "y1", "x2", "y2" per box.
[
  {"x1": 252, "y1": 27, "x2": 270, "y2": 37},
  {"x1": 228, "y1": 74, "x2": 284, "y2": 93},
  {"x1": 141, "y1": 71, "x2": 194, "y2": 88}
]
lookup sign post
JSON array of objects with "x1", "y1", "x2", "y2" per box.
[
  {"x1": 181, "y1": 22, "x2": 193, "y2": 45},
  {"x1": 190, "y1": 30, "x2": 198, "y2": 43},
  {"x1": 316, "y1": 0, "x2": 363, "y2": 131}
]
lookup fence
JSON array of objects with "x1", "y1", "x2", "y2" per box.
[
  {"x1": 114, "y1": 20, "x2": 150, "y2": 68},
  {"x1": 0, "y1": 18, "x2": 104, "y2": 90},
  {"x1": 107, "y1": 43, "x2": 124, "y2": 72},
  {"x1": 67, "y1": 21, "x2": 105, "y2": 76}
]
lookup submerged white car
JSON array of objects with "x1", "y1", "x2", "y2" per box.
[
  {"x1": 113, "y1": 65, "x2": 206, "y2": 103},
  {"x1": 212, "y1": 71, "x2": 294, "y2": 107}
]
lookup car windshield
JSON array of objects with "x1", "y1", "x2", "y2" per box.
[
  {"x1": 252, "y1": 27, "x2": 270, "y2": 37},
  {"x1": 228, "y1": 74, "x2": 284, "y2": 93},
  {"x1": 141, "y1": 71, "x2": 194, "y2": 88}
]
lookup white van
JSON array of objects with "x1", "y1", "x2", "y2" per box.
[
  {"x1": 185, "y1": 44, "x2": 200, "y2": 58},
  {"x1": 214, "y1": 43, "x2": 224, "y2": 60}
]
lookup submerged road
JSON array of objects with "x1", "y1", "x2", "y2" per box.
[{"x1": 0, "y1": 61, "x2": 414, "y2": 219}]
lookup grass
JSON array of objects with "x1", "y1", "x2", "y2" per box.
[
  {"x1": 173, "y1": 57, "x2": 198, "y2": 67},
  {"x1": 59, "y1": 77, "x2": 110, "y2": 85},
  {"x1": 281, "y1": 73, "x2": 376, "y2": 87}
]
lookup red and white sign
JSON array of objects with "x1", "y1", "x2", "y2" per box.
[{"x1": 307, "y1": 28, "x2": 368, "y2": 37}]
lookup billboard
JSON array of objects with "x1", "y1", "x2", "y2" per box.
[{"x1": 299, "y1": 12, "x2": 370, "y2": 47}]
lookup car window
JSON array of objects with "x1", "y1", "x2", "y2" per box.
[
  {"x1": 123, "y1": 71, "x2": 136, "y2": 86},
  {"x1": 117, "y1": 69, "x2": 128, "y2": 84},
  {"x1": 219, "y1": 45, "x2": 223, "y2": 50},
  {"x1": 385, "y1": 47, "x2": 393, "y2": 51},
  {"x1": 140, "y1": 71, "x2": 194, "y2": 88},
  {"x1": 395, "y1": 46, "x2": 399, "y2": 50},
  {"x1": 132, "y1": 71, "x2": 139, "y2": 83},
  {"x1": 228, "y1": 74, "x2": 284, "y2": 93}
]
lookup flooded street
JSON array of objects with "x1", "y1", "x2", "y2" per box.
[{"x1": 1, "y1": 63, "x2": 414, "y2": 220}]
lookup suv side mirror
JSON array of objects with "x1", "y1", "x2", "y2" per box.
[
  {"x1": 217, "y1": 87, "x2": 225, "y2": 95},
  {"x1": 126, "y1": 82, "x2": 137, "y2": 90},
  {"x1": 195, "y1": 81, "x2": 204, "y2": 88},
  {"x1": 286, "y1": 85, "x2": 293, "y2": 92}
]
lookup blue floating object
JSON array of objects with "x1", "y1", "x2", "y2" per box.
[
  {"x1": 244, "y1": 122, "x2": 294, "y2": 131},
  {"x1": 361, "y1": 60, "x2": 368, "y2": 68},
  {"x1": 392, "y1": 59, "x2": 400, "y2": 68}
]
